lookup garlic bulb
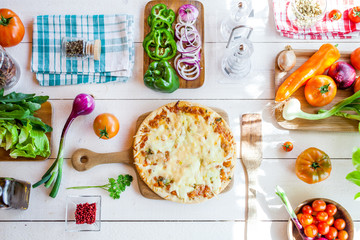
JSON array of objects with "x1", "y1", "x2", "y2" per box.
[{"x1": 277, "y1": 45, "x2": 296, "y2": 72}]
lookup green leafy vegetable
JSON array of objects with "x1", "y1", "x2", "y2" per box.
[
  {"x1": 66, "y1": 174, "x2": 133, "y2": 199},
  {"x1": 0, "y1": 89, "x2": 52, "y2": 158},
  {"x1": 346, "y1": 147, "x2": 360, "y2": 199}
]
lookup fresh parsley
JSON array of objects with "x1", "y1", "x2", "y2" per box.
[{"x1": 67, "y1": 174, "x2": 133, "y2": 199}]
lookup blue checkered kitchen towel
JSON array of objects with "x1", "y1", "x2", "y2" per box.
[{"x1": 31, "y1": 14, "x2": 134, "y2": 86}]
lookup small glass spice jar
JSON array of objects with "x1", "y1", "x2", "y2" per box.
[
  {"x1": 61, "y1": 37, "x2": 101, "y2": 60},
  {"x1": 0, "y1": 46, "x2": 21, "y2": 89}
]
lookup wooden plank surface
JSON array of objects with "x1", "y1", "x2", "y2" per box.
[
  {"x1": 143, "y1": 0, "x2": 205, "y2": 88},
  {"x1": 0, "y1": 101, "x2": 52, "y2": 161},
  {"x1": 274, "y1": 49, "x2": 360, "y2": 132}
]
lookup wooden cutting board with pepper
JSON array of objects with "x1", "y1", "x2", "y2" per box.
[
  {"x1": 143, "y1": 0, "x2": 205, "y2": 90},
  {"x1": 274, "y1": 48, "x2": 360, "y2": 132}
]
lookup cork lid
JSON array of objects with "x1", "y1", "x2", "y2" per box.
[{"x1": 93, "y1": 40, "x2": 101, "y2": 61}]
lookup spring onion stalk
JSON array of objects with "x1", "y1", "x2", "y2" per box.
[
  {"x1": 275, "y1": 185, "x2": 314, "y2": 240},
  {"x1": 282, "y1": 90, "x2": 360, "y2": 121},
  {"x1": 33, "y1": 94, "x2": 95, "y2": 198}
]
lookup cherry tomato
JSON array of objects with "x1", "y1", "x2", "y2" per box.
[
  {"x1": 300, "y1": 214, "x2": 314, "y2": 226},
  {"x1": 326, "y1": 227, "x2": 338, "y2": 240},
  {"x1": 338, "y1": 230, "x2": 349, "y2": 240},
  {"x1": 302, "y1": 205, "x2": 313, "y2": 215},
  {"x1": 329, "y1": 9, "x2": 342, "y2": 21},
  {"x1": 317, "y1": 222, "x2": 330, "y2": 235},
  {"x1": 316, "y1": 211, "x2": 329, "y2": 222},
  {"x1": 334, "y1": 218, "x2": 346, "y2": 230},
  {"x1": 93, "y1": 113, "x2": 120, "y2": 139},
  {"x1": 282, "y1": 141, "x2": 293, "y2": 152},
  {"x1": 326, "y1": 204, "x2": 338, "y2": 217},
  {"x1": 304, "y1": 224, "x2": 318, "y2": 238},
  {"x1": 348, "y1": 6, "x2": 360, "y2": 23},
  {"x1": 354, "y1": 76, "x2": 360, "y2": 93},
  {"x1": 312, "y1": 200, "x2": 327, "y2": 212},
  {"x1": 304, "y1": 75, "x2": 337, "y2": 107},
  {"x1": 351, "y1": 48, "x2": 360, "y2": 70},
  {"x1": 326, "y1": 216, "x2": 335, "y2": 226},
  {"x1": 297, "y1": 213, "x2": 303, "y2": 221}
]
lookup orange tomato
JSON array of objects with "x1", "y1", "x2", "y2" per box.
[
  {"x1": 304, "y1": 75, "x2": 337, "y2": 107},
  {"x1": 282, "y1": 141, "x2": 293, "y2": 152},
  {"x1": 0, "y1": 9, "x2": 25, "y2": 47},
  {"x1": 93, "y1": 113, "x2": 120, "y2": 139},
  {"x1": 295, "y1": 147, "x2": 332, "y2": 184},
  {"x1": 351, "y1": 47, "x2": 360, "y2": 70},
  {"x1": 354, "y1": 76, "x2": 360, "y2": 93}
]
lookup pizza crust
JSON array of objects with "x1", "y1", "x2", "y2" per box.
[{"x1": 133, "y1": 101, "x2": 236, "y2": 203}]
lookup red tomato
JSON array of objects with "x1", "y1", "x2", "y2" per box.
[
  {"x1": 348, "y1": 6, "x2": 360, "y2": 23},
  {"x1": 329, "y1": 9, "x2": 342, "y2": 21},
  {"x1": 326, "y1": 204, "x2": 337, "y2": 217},
  {"x1": 338, "y1": 230, "x2": 349, "y2": 240},
  {"x1": 300, "y1": 214, "x2": 314, "y2": 226},
  {"x1": 0, "y1": 9, "x2": 25, "y2": 47},
  {"x1": 304, "y1": 224, "x2": 318, "y2": 238},
  {"x1": 302, "y1": 205, "x2": 313, "y2": 215},
  {"x1": 312, "y1": 200, "x2": 327, "y2": 212},
  {"x1": 317, "y1": 222, "x2": 330, "y2": 235},
  {"x1": 316, "y1": 211, "x2": 329, "y2": 222},
  {"x1": 351, "y1": 48, "x2": 360, "y2": 70},
  {"x1": 326, "y1": 216, "x2": 335, "y2": 226},
  {"x1": 354, "y1": 76, "x2": 360, "y2": 93},
  {"x1": 282, "y1": 141, "x2": 293, "y2": 152},
  {"x1": 334, "y1": 218, "x2": 346, "y2": 230},
  {"x1": 93, "y1": 113, "x2": 120, "y2": 139},
  {"x1": 326, "y1": 227, "x2": 338, "y2": 240},
  {"x1": 304, "y1": 75, "x2": 337, "y2": 107}
]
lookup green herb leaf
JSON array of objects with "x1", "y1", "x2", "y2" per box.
[
  {"x1": 354, "y1": 192, "x2": 360, "y2": 200},
  {"x1": 346, "y1": 171, "x2": 360, "y2": 187},
  {"x1": 352, "y1": 147, "x2": 360, "y2": 171}
]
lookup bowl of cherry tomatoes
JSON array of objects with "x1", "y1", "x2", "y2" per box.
[{"x1": 287, "y1": 198, "x2": 353, "y2": 240}]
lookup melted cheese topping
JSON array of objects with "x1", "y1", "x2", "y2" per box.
[{"x1": 136, "y1": 109, "x2": 234, "y2": 202}]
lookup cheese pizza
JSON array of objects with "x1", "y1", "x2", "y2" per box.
[{"x1": 133, "y1": 101, "x2": 236, "y2": 203}]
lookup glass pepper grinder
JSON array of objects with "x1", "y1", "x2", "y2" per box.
[
  {"x1": 220, "y1": 0, "x2": 253, "y2": 41},
  {"x1": 61, "y1": 37, "x2": 101, "y2": 60},
  {"x1": 0, "y1": 177, "x2": 31, "y2": 210},
  {"x1": 221, "y1": 25, "x2": 253, "y2": 79}
]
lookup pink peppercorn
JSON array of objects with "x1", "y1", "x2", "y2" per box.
[{"x1": 75, "y1": 202, "x2": 96, "y2": 224}]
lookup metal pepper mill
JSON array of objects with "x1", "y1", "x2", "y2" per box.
[
  {"x1": 221, "y1": 25, "x2": 253, "y2": 79},
  {"x1": 0, "y1": 178, "x2": 31, "y2": 210}
]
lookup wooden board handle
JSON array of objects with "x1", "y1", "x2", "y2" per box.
[{"x1": 71, "y1": 148, "x2": 133, "y2": 171}]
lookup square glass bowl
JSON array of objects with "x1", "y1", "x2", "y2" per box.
[{"x1": 65, "y1": 195, "x2": 101, "y2": 232}]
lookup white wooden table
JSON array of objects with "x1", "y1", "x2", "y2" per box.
[{"x1": 1, "y1": 0, "x2": 360, "y2": 239}]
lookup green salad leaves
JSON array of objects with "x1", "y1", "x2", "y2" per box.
[
  {"x1": 346, "y1": 147, "x2": 360, "y2": 200},
  {"x1": 0, "y1": 89, "x2": 52, "y2": 158}
]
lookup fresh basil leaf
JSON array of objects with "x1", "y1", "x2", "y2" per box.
[
  {"x1": 352, "y1": 147, "x2": 360, "y2": 171},
  {"x1": 346, "y1": 171, "x2": 360, "y2": 187},
  {"x1": 27, "y1": 96, "x2": 49, "y2": 105},
  {"x1": 0, "y1": 92, "x2": 36, "y2": 103},
  {"x1": 17, "y1": 101, "x2": 42, "y2": 113}
]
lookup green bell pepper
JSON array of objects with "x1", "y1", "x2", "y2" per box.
[
  {"x1": 151, "y1": 19, "x2": 174, "y2": 36},
  {"x1": 148, "y1": 4, "x2": 176, "y2": 26},
  {"x1": 144, "y1": 60, "x2": 179, "y2": 93},
  {"x1": 143, "y1": 29, "x2": 177, "y2": 60}
]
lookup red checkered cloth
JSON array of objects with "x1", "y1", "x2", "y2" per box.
[{"x1": 273, "y1": 0, "x2": 360, "y2": 39}]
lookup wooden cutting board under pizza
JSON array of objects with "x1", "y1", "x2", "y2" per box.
[{"x1": 72, "y1": 101, "x2": 237, "y2": 204}]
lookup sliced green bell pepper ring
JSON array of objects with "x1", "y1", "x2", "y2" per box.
[
  {"x1": 143, "y1": 29, "x2": 177, "y2": 60},
  {"x1": 148, "y1": 3, "x2": 176, "y2": 26},
  {"x1": 144, "y1": 60, "x2": 179, "y2": 93},
  {"x1": 151, "y1": 19, "x2": 174, "y2": 36}
]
